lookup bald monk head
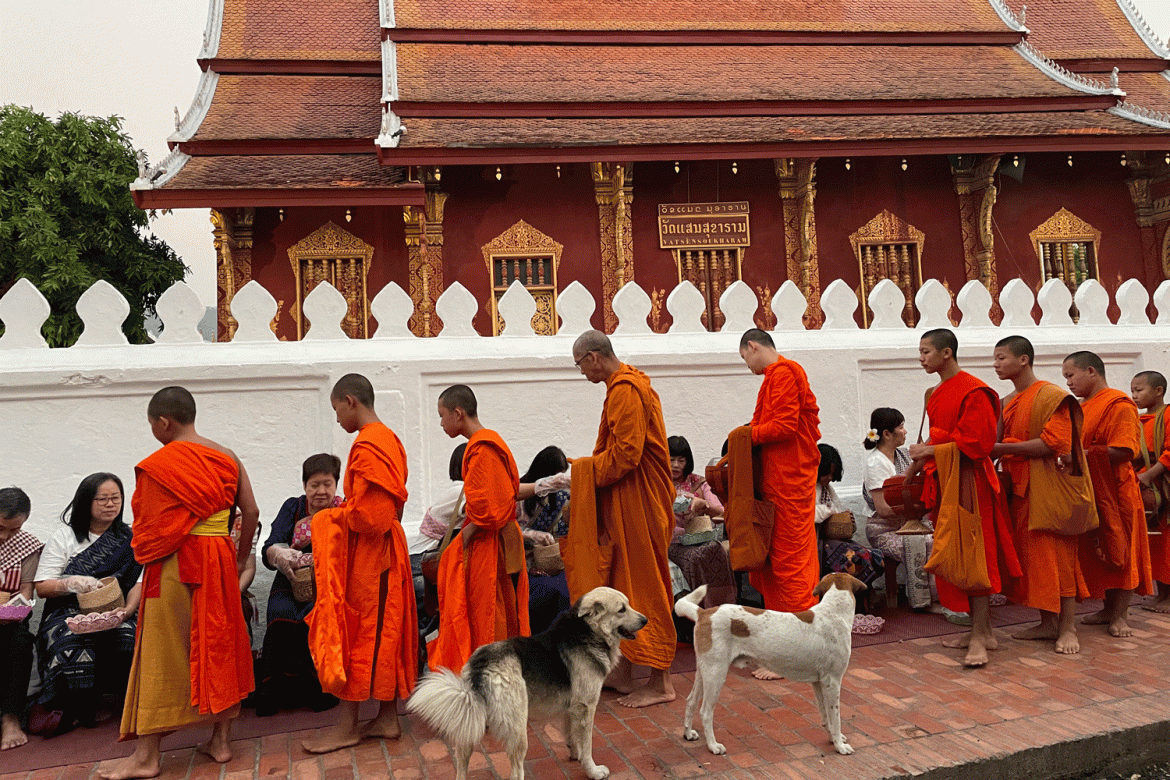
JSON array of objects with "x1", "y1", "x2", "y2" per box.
[
  {"x1": 572, "y1": 329, "x2": 621, "y2": 384},
  {"x1": 739, "y1": 328, "x2": 779, "y2": 375},
  {"x1": 147, "y1": 386, "x2": 197, "y2": 444},
  {"x1": 438, "y1": 384, "x2": 483, "y2": 440},
  {"x1": 919, "y1": 328, "x2": 959, "y2": 378},
  {"x1": 993, "y1": 335, "x2": 1037, "y2": 390},
  {"x1": 1131, "y1": 370, "x2": 1167, "y2": 413},
  {"x1": 330, "y1": 373, "x2": 380, "y2": 434},
  {"x1": 1062, "y1": 351, "x2": 1108, "y2": 400}
]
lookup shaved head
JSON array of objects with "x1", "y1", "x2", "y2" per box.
[
  {"x1": 739, "y1": 328, "x2": 775, "y2": 350},
  {"x1": 572, "y1": 330, "x2": 615, "y2": 360},
  {"x1": 331, "y1": 373, "x2": 375, "y2": 408},
  {"x1": 995, "y1": 335, "x2": 1034, "y2": 365},
  {"x1": 148, "y1": 386, "x2": 196, "y2": 425},
  {"x1": 921, "y1": 328, "x2": 958, "y2": 356},
  {"x1": 438, "y1": 384, "x2": 477, "y2": 418},
  {"x1": 1064, "y1": 351, "x2": 1105, "y2": 377},
  {"x1": 1134, "y1": 370, "x2": 1167, "y2": 393}
]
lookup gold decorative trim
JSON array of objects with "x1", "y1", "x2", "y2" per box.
[
  {"x1": 482, "y1": 220, "x2": 564, "y2": 335},
  {"x1": 287, "y1": 221, "x2": 374, "y2": 339},
  {"x1": 951, "y1": 155, "x2": 1001, "y2": 322},
  {"x1": 592, "y1": 162, "x2": 634, "y2": 332},
  {"x1": 775, "y1": 158, "x2": 822, "y2": 326},
  {"x1": 1029, "y1": 208, "x2": 1101, "y2": 283},
  {"x1": 404, "y1": 190, "x2": 448, "y2": 336},
  {"x1": 1162, "y1": 224, "x2": 1170, "y2": 278},
  {"x1": 671, "y1": 248, "x2": 742, "y2": 330},
  {"x1": 850, "y1": 210, "x2": 925, "y2": 327}
]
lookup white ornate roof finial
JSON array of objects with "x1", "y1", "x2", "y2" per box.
[
  {"x1": 1110, "y1": 101, "x2": 1170, "y2": 129},
  {"x1": 1015, "y1": 41, "x2": 1120, "y2": 95},
  {"x1": 1020, "y1": 4, "x2": 1026, "y2": 25},
  {"x1": 1111, "y1": 67, "x2": 1120, "y2": 90},
  {"x1": 174, "y1": 106, "x2": 181, "y2": 131},
  {"x1": 136, "y1": 150, "x2": 149, "y2": 179}
]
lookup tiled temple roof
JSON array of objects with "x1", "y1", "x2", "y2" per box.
[
  {"x1": 193, "y1": 76, "x2": 381, "y2": 140},
  {"x1": 1022, "y1": 0, "x2": 1168, "y2": 63},
  {"x1": 215, "y1": 0, "x2": 379, "y2": 61},
  {"x1": 162, "y1": 155, "x2": 406, "y2": 189}
]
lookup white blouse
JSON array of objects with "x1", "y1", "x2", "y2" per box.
[{"x1": 33, "y1": 525, "x2": 141, "y2": 584}]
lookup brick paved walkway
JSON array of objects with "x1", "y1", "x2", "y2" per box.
[{"x1": 4, "y1": 605, "x2": 1169, "y2": 780}]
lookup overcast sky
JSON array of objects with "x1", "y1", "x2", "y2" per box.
[{"x1": 3, "y1": 1, "x2": 1170, "y2": 308}]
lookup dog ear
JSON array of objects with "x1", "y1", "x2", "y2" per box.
[
  {"x1": 813, "y1": 577, "x2": 831, "y2": 599},
  {"x1": 849, "y1": 575, "x2": 868, "y2": 593}
]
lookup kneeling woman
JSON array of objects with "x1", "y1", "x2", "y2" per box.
[
  {"x1": 256, "y1": 454, "x2": 342, "y2": 715},
  {"x1": 33, "y1": 473, "x2": 141, "y2": 735}
]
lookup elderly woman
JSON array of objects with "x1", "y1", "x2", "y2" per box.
[
  {"x1": 33, "y1": 473, "x2": 142, "y2": 737},
  {"x1": 1, "y1": 488, "x2": 43, "y2": 751},
  {"x1": 254, "y1": 453, "x2": 342, "y2": 715}
]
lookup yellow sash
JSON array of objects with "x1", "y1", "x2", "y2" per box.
[{"x1": 189, "y1": 509, "x2": 231, "y2": 537}]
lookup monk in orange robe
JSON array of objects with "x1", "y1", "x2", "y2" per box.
[
  {"x1": 567, "y1": 331, "x2": 676, "y2": 708},
  {"x1": 1131, "y1": 370, "x2": 1170, "y2": 613},
  {"x1": 302, "y1": 374, "x2": 416, "y2": 754},
  {"x1": 737, "y1": 329, "x2": 821, "y2": 615},
  {"x1": 991, "y1": 336, "x2": 1087, "y2": 654},
  {"x1": 100, "y1": 387, "x2": 257, "y2": 780},
  {"x1": 1063, "y1": 352, "x2": 1153, "y2": 637},
  {"x1": 428, "y1": 384, "x2": 528, "y2": 674},
  {"x1": 909, "y1": 329, "x2": 1020, "y2": 668}
]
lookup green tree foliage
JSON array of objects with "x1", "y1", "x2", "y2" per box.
[{"x1": 0, "y1": 105, "x2": 187, "y2": 346}]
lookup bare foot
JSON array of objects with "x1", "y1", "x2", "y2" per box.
[
  {"x1": 616, "y1": 686, "x2": 677, "y2": 708},
  {"x1": 1141, "y1": 597, "x2": 1170, "y2": 614},
  {"x1": 1, "y1": 714, "x2": 28, "y2": 751},
  {"x1": 196, "y1": 741, "x2": 232, "y2": 764},
  {"x1": 943, "y1": 633, "x2": 999, "y2": 651},
  {"x1": 97, "y1": 754, "x2": 161, "y2": 780},
  {"x1": 603, "y1": 664, "x2": 636, "y2": 695},
  {"x1": 301, "y1": 726, "x2": 362, "y2": 755},
  {"x1": 1080, "y1": 609, "x2": 1110, "y2": 625},
  {"x1": 360, "y1": 714, "x2": 401, "y2": 740},
  {"x1": 751, "y1": 667, "x2": 783, "y2": 681},
  {"x1": 961, "y1": 636, "x2": 990, "y2": 668},
  {"x1": 1012, "y1": 624, "x2": 1058, "y2": 641},
  {"x1": 1055, "y1": 630, "x2": 1080, "y2": 655},
  {"x1": 1108, "y1": 617, "x2": 1133, "y2": 638}
]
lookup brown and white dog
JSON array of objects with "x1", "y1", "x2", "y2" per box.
[{"x1": 675, "y1": 572, "x2": 866, "y2": 756}]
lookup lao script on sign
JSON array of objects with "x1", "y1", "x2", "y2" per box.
[{"x1": 658, "y1": 202, "x2": 750, "y2": 250}]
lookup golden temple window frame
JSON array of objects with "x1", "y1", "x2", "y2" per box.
[
  {"x1": 286, "y1": 221, "x2": 374, "y2": 339},
  {"x1": 849, "y1": 210, "x2": 925, "y2": 327},
  {"x1": 1029, "y1": 208, "x2": 1101, "y2": 292},
  {"x1": 481, "y1": 220, "x2": 563, "y2": 336},
  {"x1": 671, "y1": 248, "x2": 744, "y2": 331}
]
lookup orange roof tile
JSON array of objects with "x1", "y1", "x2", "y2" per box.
[
  {"x1": 217, "y1": 0, "x2": 379, "y2": 61},
  {"x1": 162, "y1": 154, "x2": 404, "y2": 189},
  {"x1": 394, "y1": 43, "x2": 1086, "y2": 104},
  {"x1": 1117, "y1": 71, "x2": 1170, "y2": 114},
  {"x1": 194, "y1": 76, "x2": 381, "y2": 141},
  {"x1": 397, "y1": 111, "x2": 1166, "y2": 148},
  {"x1": 392, "y1": 0, "x2": 1011, "y2": 33},
  {"x1": 1023, "y1": 0, "x2": 1164, "y2": 61}
]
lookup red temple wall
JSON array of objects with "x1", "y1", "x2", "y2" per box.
[{"x1": 439, "y1": 163, "x2": 604, "y2": 335}]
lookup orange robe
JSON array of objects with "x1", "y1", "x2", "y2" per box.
[
  {"x1": 308, "y1": 421, "x2": 416, "y2": 701},
  {"x1": 564, "y1": 364, "x2": 676, "y2": 670},
  {"x1": 922, "y1": 371, "x2": 1020, "y2": 612},
  {"x1": 1078, "y1": 390, "x2": 1153, "y2": 596},
  {"x1": 428, "y1": 429, "x2": 529, "y2": 673},
  {"x1": 1000, "y1": 381, "x2": 1087, "y2": 612},
  {"x1": 748, "y1": 356, "x2": 821, "y2": 613},
  {"x1": 1138, "y1": 410, "x2": 1170, "y2": 583},
  {"x1": 121, "y1": 441, "x2": 253, "y2": 738}
]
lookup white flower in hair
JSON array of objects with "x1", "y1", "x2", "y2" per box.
[{"x1": 865, "y1": 428, "x2": 880, "y2": 443}]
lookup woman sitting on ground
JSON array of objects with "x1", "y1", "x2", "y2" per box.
[
  {"x1": 255, "y1": 453, "x2": 343, "y2": 715},
  {"x1": 1, "y1": 487, "x2": 43, "y2": 751},
  {"x1": 862, "y1": 407, "x2": 935, "y2": 610},
  {"x1": 815, "y1": 444, "x2": 885, "y2": 597},
  {"x1": 516, "y1": 446, "x2": 572, "y2": 633},
  {"x1": 667, "y1": 435, "x2": 735, "y2": 609},
  {"x1": 33, "y1": 473, "x2": 141, "y2": 737}
]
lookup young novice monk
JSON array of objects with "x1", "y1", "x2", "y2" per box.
[
  {"x1": 1063, "y1": 352, "x2": 1153, "y2": 637},
  {"x1": 428, "y1": 384, "x2": 528, "y2": 673},
  {"x1": 100, "y1": 387, "x2": 257, "y2": 780},
  {"x1": 991, "y1": 336, "x2": 1087, "y2": 654},
  {"x1": 1131, "y1": 370, "x2": 1170, "y2": 613},
  {"x1": 909, "y1": 329, "x2": 1019, "y2": 667},
  {"x1": 302, "y1": 374, "x2": 416, "y2": 754}
]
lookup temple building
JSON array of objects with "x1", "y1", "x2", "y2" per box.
[{"x1": 131, "y1": 0, "x2": 1170, "y2": 339}]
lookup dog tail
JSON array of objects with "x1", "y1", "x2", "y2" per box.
[
  {"x1": 674, "y1": 585, "x2": 707, "y2": 622},
  {"x1": 408, "y1": 667, "x2": 487, "y2": 749}
]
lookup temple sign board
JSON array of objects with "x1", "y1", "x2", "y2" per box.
[{"x1": 658, "y1": 202, "x2": 750, "y2": 249}]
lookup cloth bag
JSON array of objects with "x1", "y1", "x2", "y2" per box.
[
  {"x1": 722, "y1": 425, "x2": 774, "y2": 572},
  {"x1": 1027, "y1": 397, "x2": 1098, "y2": 535},
  {"x1": 923, "y1": 442, "x2": 990, "y2": 591}
]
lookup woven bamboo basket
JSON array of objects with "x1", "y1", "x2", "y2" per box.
[
  {"x1": 291, "y1": 565, "x2": 316, "y2": 603},
  {"x1": 77, "y1": 577, "x2": 125, "y2": 614}
]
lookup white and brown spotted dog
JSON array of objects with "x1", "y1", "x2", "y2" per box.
[{"x1": 675, "y1": 572, "x2": 866, "y2": 756}]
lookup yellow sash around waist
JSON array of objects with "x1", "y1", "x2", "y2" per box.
[{"x1": 189, "y1": 509, "x2": 231, "y2": 537}]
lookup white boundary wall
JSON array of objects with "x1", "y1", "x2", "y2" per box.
[{"x1": 1, "y1": 274, "x2": 1168, "y2": 546}]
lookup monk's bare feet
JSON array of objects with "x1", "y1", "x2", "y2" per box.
[
  {"x1": 961, "y1": 636, "x2": 991, "y2": 668},
  {"x1": 1, "y1": 714, "x2": 28, "y2": 751},
  {"x1": 603, "y1": 661, "x2": 636, "y2": 695},
  {"x1": 359, "y1": 713, "x2": 401, "y2": 740},
  {"x1": 616, "y1": 669, "x2": 675, "y2": 708},
  {"x1": 943, "y1": 633, "x2": 999, "y2": 651},
  {"x1": 751, "y1": 667, "x2": 783, "y2": 681},
  {"x1": 97, "y1": 754, "x2": 161, "y2": 780},
  {"x1": 1081, "y1": 608, "x2": 1110, "y2": 625},
  {"x1": 196, "y1": 741, "x2": 232, "y2": 764},
  {"x1": 1108, "y1": 616, "x2": 1133, "y2": 638},
  {"x1": 1012, "y1": 623, "x2": 1059, "y2": 641},
  {"x1": 1141, "y1": 594, "x2": 1170, "y2": 614},
  {"x1": 302, "y1": 725, "x2": 362, "y2": 755},
  {"x1": 1055, "y1": 629, "x2": 1080, "y2": 654}
]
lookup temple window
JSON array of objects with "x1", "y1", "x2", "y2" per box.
[
  {"x1": 850, "y1": 210, "x2": 924, "y2": 326},
  {"x1": 482, "y1": 220, "x2": 563, "y2": 335},
  {"x1": 672, "y1": 248, "x2": 742, "y2": 331},
  {"x1": 287, "y1": 222, "x2": 373, "y2": 339},
  {"x1": 1029, "y1": 209, "x2": 1101, "y2": 293}
]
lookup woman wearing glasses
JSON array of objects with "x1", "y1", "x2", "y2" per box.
[{"x1": 31, "y1": 473, "x2": 142, "y2": 737}]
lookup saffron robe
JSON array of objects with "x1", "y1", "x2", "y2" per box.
[
  {"x1": 1139, "y1": 410, "x2": 1170, "y2": 582},
  {"x1": 564, "y1": 364, "x2": 676, "y2": 671},
  {"x1": 747, "y1": 356, "x2": 821, "y2": 612},
  {"x1": 308, "y1": 421, "x2": 416, "y2": 701},
  {"x1": 121, "y1": 441, "x2": 253, "y2": 738},
  {"x1": 1000, "y1": 381, "x2": 1088, "y2": 612},
  {"x1": 1078, "y1": 390, "x2": 1153, "y2": 596},
  {"x1": 428, "y1": 428, "x2": 528, "y2": 673},
  {"x1": 922, "y1": 371, "x2": 1020, "y2": 612}
]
